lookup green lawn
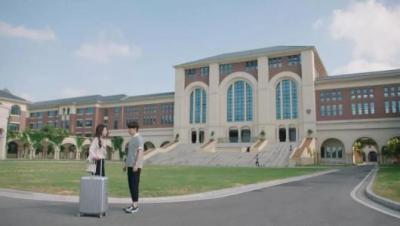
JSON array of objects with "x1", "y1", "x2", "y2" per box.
[
  {"x1": 0, "y1": 160, "x2": 328, "y2": 197},
  {"x1": 373, "y1": 165, "x2": 400, "y2": 202}
]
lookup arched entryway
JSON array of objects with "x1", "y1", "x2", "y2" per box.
[
  {"x1": 144, "y1": 141, "x2": 155, "y2": 151},
  {"x1": 320, "y1": 138, "x2": 345, "y2": 164},
  {"x1": 60, "y1": 144, "x2": 77, "y2": 160},
  {"x1": 352, "y1": 137, "x2": 379, "y2": 164},
  {"x1": 7, "y1": 141, "x2": 18, "y2": 158},
  {"x1": 80, "y1": 144, "x2": 90, "y2": 160}
]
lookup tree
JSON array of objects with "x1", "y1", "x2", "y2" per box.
[
  {"x1": 111, "y1": 136, "x2": 124, "y2": 160},
  {"x1": 383, "y1": 137, "x2": 400, "y2": 164},
  {"x1": 15, "y1": 125, "x2": 69, "y2": 159}
]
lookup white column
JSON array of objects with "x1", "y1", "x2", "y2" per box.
[
  {"x1": 208, "y1": 63, "x2": 220, "y2": 140},
  {"x1": 300, "y1": 50, "x2": 317, "y2": 140},
  {"x1": 173, "y1": 67, "x2": 187, "y2": 143},
  {"x1": 257, "y1": 57, "x2": 269, "y2": 137}
]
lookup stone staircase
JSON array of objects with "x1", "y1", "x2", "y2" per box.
[{"x1": 145, "y1": 141, "x2": 299, "y2": 167}]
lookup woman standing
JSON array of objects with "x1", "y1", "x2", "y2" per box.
[{"x1": 89, "y1": 124, "x2": 108, "y2": 176}]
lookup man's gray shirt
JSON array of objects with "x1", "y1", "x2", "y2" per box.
[{"x1": 126, "y1": 134, "x2": 144, "y2": 168}]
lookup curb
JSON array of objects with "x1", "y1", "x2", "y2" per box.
[
  {"x1": 0, "y1": 169, "x2": 338, "y2": 204},
  {"x1": 365, "y1": 168, "x2": 400, "y2": 211},
  {"x1": 350, "y1": 166, "x2": 400, "y2": 220}
]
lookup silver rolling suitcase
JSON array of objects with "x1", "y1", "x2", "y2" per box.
[{"x1": 78, "y1": 160, "x2": 108, "y2": 218}]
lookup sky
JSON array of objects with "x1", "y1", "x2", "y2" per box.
[{"x1": 1, "y1": 0, "x2": 400, "y2": 102}]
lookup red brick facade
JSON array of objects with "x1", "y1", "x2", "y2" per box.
[{"x1": 316, "y1": 84, "x2": 400, "y2": 121}]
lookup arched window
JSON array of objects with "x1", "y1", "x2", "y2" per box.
[
  {"x1": 276, "y1": 79, "x2": 298, "y2": 120},
  {"x1": 227, "y1": 80, "x2": 253, "y2": 122},
  {"x1": 189, "y1": 88, "x2": 207, "y2": 124},
  {"x1": 11, "y1": 105, "x2": 21, "y2": 115},
  {"x1": 321, "y1": 138, "x2": 344, "y2": 159}
]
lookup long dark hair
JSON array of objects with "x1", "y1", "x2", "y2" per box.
[{"x1": 95, "y1": 124, "x2": 107, "y2": 148}]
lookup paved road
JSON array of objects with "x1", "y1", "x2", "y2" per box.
[{"x1": 0, "y1": 165, "x2": 399, "y2": 226}]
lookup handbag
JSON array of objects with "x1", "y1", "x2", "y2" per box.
[{"x1": 86, "y1": 160, "x2": 96, "y2": 174}]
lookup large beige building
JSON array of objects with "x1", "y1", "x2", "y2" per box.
[{"x1": 1, "y1": 46, "x2": 400, "y2": 165}]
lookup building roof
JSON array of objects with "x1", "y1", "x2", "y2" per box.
[
  {"x1": 29, "y1": 94, "x2": 126, "y2": 109},
  {"x1": 316, "y1": 68, "x2": 400, "y2": 84},
  {"x1": 121, "y1": 92, "x2": 175, "y2": 102},
  {"x1": 29, "y1": 92, "x2": 175, "y2": 110},
  {"x1": 174, "y1": 45, "x2": 315, "y2": 68},
  {"x1": 0, "y1": 88, "x2": 29, "y2": 103}
]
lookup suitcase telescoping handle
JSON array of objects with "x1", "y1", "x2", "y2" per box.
[{"x1": 99, "y1": 158, "x2": 103, "y2": 177}]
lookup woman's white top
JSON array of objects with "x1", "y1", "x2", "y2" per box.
[{"x1": 88, "y1": 137, "x2": 107, "y2": 160}]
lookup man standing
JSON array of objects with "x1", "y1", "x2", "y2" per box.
[{"x1": 123, "y1": 121, "x2": 144, "y2": 214}]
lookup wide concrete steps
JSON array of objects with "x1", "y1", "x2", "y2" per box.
[{"x1": 145, "y1": 142, "x2": 299, "y2": 167}]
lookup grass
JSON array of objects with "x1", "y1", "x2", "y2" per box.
[
  {"x1": 0, "y1": 160, "x2": 329, "y2": 197},
  {"x1": 373, "y1": 165, "x2": 400, "y2": 202}
]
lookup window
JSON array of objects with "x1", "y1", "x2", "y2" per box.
[
  {"x1": 320, "y1": 90, "x2": 342, "y2": 102},
  {"x1": 245, "y1": 60, "x2": 257, "y2": 70},
  {"x1": 227, "y1": 81, "x2": 253, "y2": 122},
  {"x1": 113, "y1": 120, "x2": 119, "y2": 129},
  {"x1": 370, "y1": 102, "x2": 375, "y2": 114},
  {"x1": 47, "y1": 110, "x2": 58, "y2": 117},
  {"x1": 10, "y1": 105, "x2": 21, "y2": 115},
  {"x1": 332, "y1": 105, "x2": 337, "y2": 116},
  {"x1": 86, "y1": 107, "x2": 94, "y2": 114},
  {"x1": 219, "y1": 64, "x2": 232, "y2": 74},
  {"x1": 85, "y1": 120, "x2": 92, "y2": 128},
  {"x1": 351, "y1": 104, "x2": 356, "y2": 115},
  {"x1": 364, "y1": 102, "x2": 369, "y2": 115},
  {"x1": 103, "y1": 109, "x2": 108, "y2": 116},
  {"x1": 185, "y1": 68, "x2": 196, "y2": 78},
  {"x1": 276, "y1": 80, "x2": 298, "y2": 120},
  {"x1": 200, "y1": 67, "x2": 209, "y2": 77},
  {"x1": 143, "y1": 115, "x2": 156, "y2": 125},
  {"x1": 63, "y1": 120, "x2": 69, "y2": 129},
  {"x1": 398, "y1": 100, "x2": 400, "y2": 112},
  {"x1": 161, "y1": 115, "x2": 174, "y2": 125},
  {"x1": 144, "y1": 105, "x2": 157, "y2": 113},
  {"x1": 321, "y1": 139, "x2": 344, "y2": 160},
  {"x1": 288, "y1": 55, "x2": 301, "y2": 66},
  {"x1": 326, "y1": 105, "x2": 331, "y2": 116},
  {"x1": 8, "y1": 123, "x2": 20, "y2": 132},
  {"x1": 76, "y1": 120, "x2": 84, "y2": 128},
  {"x1": 338, "y1": 104, "x2": 343, "y2": 115},
  {"x1": 384, "y1": 101, "x2": 390, "y2": 113},
  {"x1": 320, "y1": 105, "x2": 326, "y2": 116},
  {"x1": 357, "y1": 103, "x2": 362, "y2": 115},
  {"x1": 30, "y1": 112, "x2": 44, "y2": 118},
  {"x1": 392, "y1": 101, "x2": 397, "y2": 113},
  {"x1": 114, "y1": 107, "x2": 121, "y2": 114},
  {"x1": 268, "y1": 57, "x2": 282, "y2": 68},
  {"x1": 77, "y1": 108, "x2": 84, "y2": 115},
  {"x1": 189, "y1": 88, "x2": 207, "y2": 124}
]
